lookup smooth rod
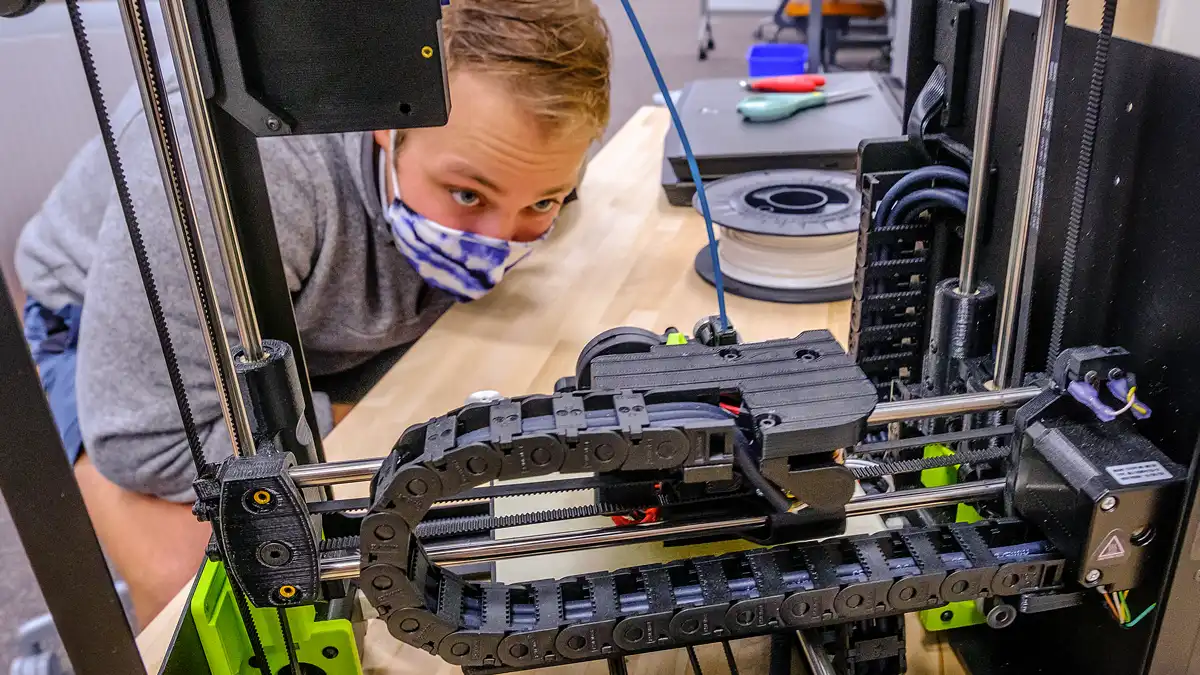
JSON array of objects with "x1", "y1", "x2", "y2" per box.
[
  {"x1": 113, "y1": 0, "x2": 256, "y2": 457},
  {"x1": 318, "y1": 479, "x2": 1007, "y2": 580},
  {"x1": 958, "y1": 0, "x2": 1011, "y2": 295},
  {"x1": 993, "y1": 0, "x2": 1066, "y2": 388},
  {"x1": 292, "y1": 388, "x2": 1041, "y2": 488},
  {"x1": 159, "y1": 0, "x2": 264, "y2": 362}
]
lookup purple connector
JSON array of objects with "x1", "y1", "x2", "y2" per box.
[
  {"x1": 1107, "y1": 377, "x2": 1152, "y2": 419},
  {"x1": 1067, "y1": 380, "x2": 1118, "y2": 422}
]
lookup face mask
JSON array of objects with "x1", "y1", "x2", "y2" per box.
[{"x1": 379, "y1": 132, "x2": 548, "y2": 302}]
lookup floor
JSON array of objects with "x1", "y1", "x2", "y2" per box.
[{"x1": 0, "y1": 0, "x2": 886, "y2": 670}]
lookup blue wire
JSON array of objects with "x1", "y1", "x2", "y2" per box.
[
  {"x1": 618, "y1": 0, "x2": 729, "y2": 330},
  {"x1": 873, "y1": 165, "x2": 970, "y2": 229},
  {"x1": 884, "y1": 188, "x2": 969, "y2": 228}
]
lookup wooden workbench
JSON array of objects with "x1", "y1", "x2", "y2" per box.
[{"x1": 136, "y1": 108, "x2": 966, "y2": 675}]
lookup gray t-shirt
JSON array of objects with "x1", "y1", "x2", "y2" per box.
[{"x1": 15, "y1": 77, "x2": 452, "y2": 502}]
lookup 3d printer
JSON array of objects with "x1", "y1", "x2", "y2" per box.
[{"x1": 4, "y1": 0, "x2": 1200, "y2": 674}]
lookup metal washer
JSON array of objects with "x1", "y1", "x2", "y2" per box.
[
  {"x1": 692, "y1": 170, "x2": 860, "y2": 303},
  {"x1": 692, "y1": 169, "x2": 860, "y2": 236}
]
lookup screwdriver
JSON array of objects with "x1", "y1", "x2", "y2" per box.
[
  {"x1": 738, "y1": 74, "x2": 828, "y2": 93},
  {"x1": 737, "y1": 88, "x2": 873, "y2": 123}
]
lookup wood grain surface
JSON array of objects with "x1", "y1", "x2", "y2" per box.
[{"x1": 139, "y1": 108, "x2": 965, "y2": 675}]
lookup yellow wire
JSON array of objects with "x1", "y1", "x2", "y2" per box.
[{"x1": 1127, "y1": 386, "x2": 1148, "y2": 415}]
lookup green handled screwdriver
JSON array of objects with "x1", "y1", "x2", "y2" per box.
[{"x1": 737, "y1": 88, "x2": 873, "y2": 123}]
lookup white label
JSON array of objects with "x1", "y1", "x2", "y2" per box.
[
  {"x1": 1106, "y1": 461, "x2": 1172, "y2": 486},
  {"x1": 1097, "y1": 532, "x2": 1127, "y2": 561}
]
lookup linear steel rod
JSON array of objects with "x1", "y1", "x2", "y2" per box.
[
  {"x1": 958, "y1": 0, "x2": 1011, "y2": 295},
  {"x1": 318, "y1": 479, "x2": 1007, "y2": 580},
  {"x1": 159, "y1": 0, "x2": 264, "y2": 362},
  {"x1": 114, "y1": 0, "x2": 256, "y2": 456},
  {"x1": 993, "y1": 0, "x2": 1066, "y2": 388},
  {"x1": 798, "y1": 630, "x2": 837, "y2": 675},
  {"x1": 867, "y1": 386, "x2": 1039, "y2": 425},
  {"x1": 290, "y1": 388, "x2": 1042, "y2": 488}
]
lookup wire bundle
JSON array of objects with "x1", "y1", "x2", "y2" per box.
[
  {"x1": 717, "y1": 227, "x2": 859, "y2": 290},
  {"x1": 1102, "y1": 589, "x2": 1156, "y2": 629},
  {"x1": 873, "y1": 165, "x2": 971, "y2": 229}
]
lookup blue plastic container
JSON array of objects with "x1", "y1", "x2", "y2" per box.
[{"x1": 746, "y1": 43, "x2": 810, "y2": 78}]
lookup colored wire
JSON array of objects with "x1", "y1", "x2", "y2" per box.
[
  {"x1": 1102, "y1": 592, "x2": 1121, "y2": 621},
  {"x1": 1119, "y1": 591, "x2": 1131, "y2": 623},
  {"x1": 1124, "y1": 602, "x2": 1157, "y2": 629},
  {"x1": 619, "y1": 0, "x2": 729, "y2": 330}
]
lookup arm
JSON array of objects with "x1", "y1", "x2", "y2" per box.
[{"x1": 77, "y1": 87, "x2": 329, "y2": 502}]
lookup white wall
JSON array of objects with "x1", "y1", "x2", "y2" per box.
[{"x1": 1154, "y1": 0, "x2": 1200, "y2": 58}]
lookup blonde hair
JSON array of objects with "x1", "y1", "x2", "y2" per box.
[{"x1": 442, "y1": 0, "x2": 612, "y2": 140}]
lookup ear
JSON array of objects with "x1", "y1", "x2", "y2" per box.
[{"x1": 372, "y1": 129, "x2": 392, "y2": 150}]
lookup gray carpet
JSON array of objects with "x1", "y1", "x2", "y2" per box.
[{"x1": 0, "y1": 1, "x2": 885, "y2": 670}]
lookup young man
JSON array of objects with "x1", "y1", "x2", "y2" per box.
[{"x1": 16, "y1": 0, "x2": 611, "y2": 625}]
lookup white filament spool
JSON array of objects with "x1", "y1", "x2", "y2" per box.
[{"x1": 693, "y1": 170, "x2": 860, "y2": 303}]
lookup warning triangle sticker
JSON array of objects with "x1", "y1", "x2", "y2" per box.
[{"x1": 1097, "y1": 532, "x2": 1127, "y2": 561}]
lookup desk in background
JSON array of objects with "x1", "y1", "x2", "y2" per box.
[{"x1": 138, "y1": 107, "x2": 965, "y2": 675}]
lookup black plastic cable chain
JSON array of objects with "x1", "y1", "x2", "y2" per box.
[
  {"x1": 357, "y1": 395, "x2": 1066, "y2": 669},
  {"x1": 63, "y1": 0, "x2": 210, "y2": 477}
]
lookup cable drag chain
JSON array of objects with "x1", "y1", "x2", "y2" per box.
[{"x1": 358, "y1": 396, "x2": 1064, "y2": 670}]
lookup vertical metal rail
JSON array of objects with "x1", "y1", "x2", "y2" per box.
[
  {"x1": 159, "y1": 0, "x2": 265, "y2": 362},
  {"x1": 993, "y1": 0, "x2": 1066, "y2": 388},
  {"x1": 957, "y1": 0, "x2": 1010, "y2": 295},
  {"x1": 113, "y1": 0, "x2": 256, "y2": 456}
]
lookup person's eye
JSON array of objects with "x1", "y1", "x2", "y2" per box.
[
  {"x1": 530, "y1": 199, "x2": 558, "y2": 214},
  {"x1": 450, "y1": 189, "x2": 481, "y2": 207}
]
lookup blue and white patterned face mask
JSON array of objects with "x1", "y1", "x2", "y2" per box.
[{"x1": 379, "y1": 133, "x2": 547, "y2": 302}]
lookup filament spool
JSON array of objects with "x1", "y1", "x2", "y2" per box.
[{"x1": 693, "y1": 170, "x2": 860, "y2": 304}]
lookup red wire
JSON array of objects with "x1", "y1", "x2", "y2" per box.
[{"x1": 719, "y1": 403, "x2": 741, "y2": 415}]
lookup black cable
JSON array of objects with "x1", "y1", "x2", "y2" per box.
[
  {"x1": 732, "y1": 436, "x2": 792, "y2": 513},
  {"x1": 1046, "y1": 0, "x2": 1118, "y2": 369},
  {"x1": 63, "y1": 0, "x2": 210, "y2": 477}
]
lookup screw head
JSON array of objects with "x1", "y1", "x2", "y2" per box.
[
  {"x1": 265, "y1": 116, "x2": 282, "y2": 132},
  {"x1": 322, "y1": 646, "x2": 339, "y2": 660},
  {"x1": 1100, "y1": 495, "x2": 1118, "y2": 512},
  {"x1": 1109, "y1": 368, "x2": 1125, "y2": 380},
  {"x1": 1085, "y1": 569, "x2": 1102, "y2": 583}
]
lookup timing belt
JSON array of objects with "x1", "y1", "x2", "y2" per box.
[
  {"x1": 1045, "y1": 0, "x2": 1118, "y2": 368},
  {"x1": 355, "y1": 395, "x2": 1065, "y2": 670},
  {"x1": 63, "y1": 0, "x2": 211, "y2": 477}
]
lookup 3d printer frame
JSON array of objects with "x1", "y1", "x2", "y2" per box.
[{"x1": 8, "y1": 0, "x2": 1200, "y2": 673}]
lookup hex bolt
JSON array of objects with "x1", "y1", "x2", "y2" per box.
[
  {"x1": 1085, "y1": 569, "x2": 1102, "y2": 583},
  {"x1": 265, "y1": 116, "x2": 282, "y2": 132},
  {"x1": 1100, "y1": 495, "x2": 1118, "y2": 512}
]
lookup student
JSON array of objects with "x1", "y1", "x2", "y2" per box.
[{"x1": 16, "y1": 0, "x2": 610, "y2": 625}]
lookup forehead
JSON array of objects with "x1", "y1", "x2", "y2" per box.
[{"x1": 407, "y1": 72, "x2": 591, "y2": 191}]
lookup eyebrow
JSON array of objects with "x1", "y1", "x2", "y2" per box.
[
  {"x1": 540, "y1": 184, "x2": 574, "y2": 199},
  {"x1": 445, "y1": 163, "x2": 572, "y2": 199}
]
